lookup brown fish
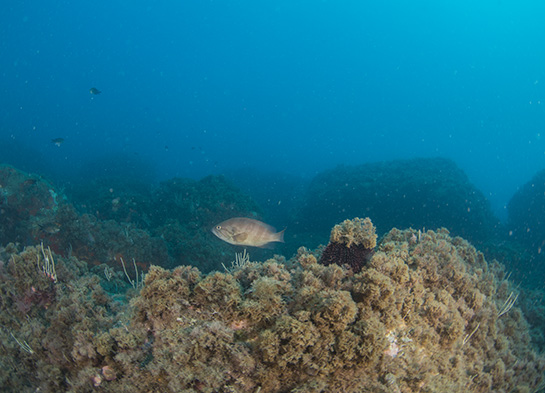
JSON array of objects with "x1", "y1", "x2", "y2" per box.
[
  {"x1": 37, "y1": 222, "x2": 61, "y2": 235},
  {"x1": 23, "y1": 178, "x2": 38, "y2": 186},
  {"x1": 212, "y1": 217, "x2": 285, "y2": 248}
]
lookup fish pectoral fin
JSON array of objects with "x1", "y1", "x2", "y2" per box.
[{"x1": 233, "y1": 232, "x2": 248, "y2": 242}]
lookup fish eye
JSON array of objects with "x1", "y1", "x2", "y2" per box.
[{"x1": 216, "y1": 225, "x2": 221, "y2": 230}]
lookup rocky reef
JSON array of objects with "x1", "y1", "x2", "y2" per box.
[
  {"x1": 0, "y1": 165, "x2": 264, "y2": 274},
  {"x1": 2, "y1": 163, "x2": 545, "y2": 392},
  {"x1": 1, "y1": 218, "x2": 543, "y2": 392},
  {"x1": 291, "y1": 158, "x2": 501, "y2": 251},
  {"x1": 66, "y1": 173, "x2": 264, "y2": 272},
  {"x1": 506, "y1": 169, "x2": 545, "y2": 287},
  {"x1": 507, "y1": 169, "x2": 545, "y2": 251},
  {"x1": 0, "y1": 164, "x2": 63, "y2": 245}
]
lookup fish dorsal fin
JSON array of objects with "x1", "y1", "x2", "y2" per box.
[{"x1": 233, "y1": 232, "x2": 248, "y2": 242}]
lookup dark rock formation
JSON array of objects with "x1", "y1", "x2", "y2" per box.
[
  {"x1": 293, "y1": 158, "x2": 500, "y2": 248},
  {"x1": 508, "y1": 169, "x2": 545, "y2": 255}
]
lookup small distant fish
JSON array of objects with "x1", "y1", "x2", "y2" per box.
[
  {"x1": 212, "y1": 217, "x2": 285, "y2": 248},
  {"x1": 51, "y1": 138, "x2": 64, "y2": 147},
  {"x1": 23, "y1": 178, "x2": 38, "y2": 186},
  {"x1": 89, "y1": 87, "x2": 101, "y2": 95},
  {"x1": 37, "y1": 223, "x2": 61, "y2": 235}
]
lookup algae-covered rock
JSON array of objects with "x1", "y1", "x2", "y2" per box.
[
  {"x1": 1, "y1": 220, "x2": 544, "y2": 392},
  {"x1": 507, "y1": 169, "x2": 545, "y2": 250},
  {"x1": 294, "y1": 158, "x2": 501, "y2": 248},
  {"x1": 1, "y1": 165, "x2": 266, "y2": 273},
  {"x1": 329, "y1": 217, "x2": 377, "y2": 248},
  {"x1": 66, "y1": 173, "x2": 264, "y2": 272},
  {"x1": 507, "y1": 169, "x2": 545, "y2": 287},
  {"x1": 0, "y1": 165, "x2": 63, "y2": 246},
  {"x1": 119, "y1": 223, "x2": 544, "y2": 392},
  {"x1": 319, "y1": 217, "x2": 377, "y2": 272},
  {"x1": 67, "y1": 177, "x2": 153, "y2": 228}
]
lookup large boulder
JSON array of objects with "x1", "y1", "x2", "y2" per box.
[
  {"x1": 508, "y1": 169, "x2": 545, "y2": 255},
  {"x1": 0, "y1": 165, "x2": 62, "y2": 245},
  {"x1": 292, "y1": 158, "x2": 500, "y2": 248}
]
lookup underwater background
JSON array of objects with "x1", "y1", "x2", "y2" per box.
[{"x1": 2, "y1": 1, "x2": 545, "y2": 392}]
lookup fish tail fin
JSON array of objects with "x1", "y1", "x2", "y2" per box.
[
  {"x1": 275, "y1": 228, "x2": 286, "y2": 243},
  {"x1": 260, "y1": 230, "x2": 285, "y2": 249}
]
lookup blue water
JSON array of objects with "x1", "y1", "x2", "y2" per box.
[{"x1": 1, "y1": 0, "x2": 544, "y2": 219}]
